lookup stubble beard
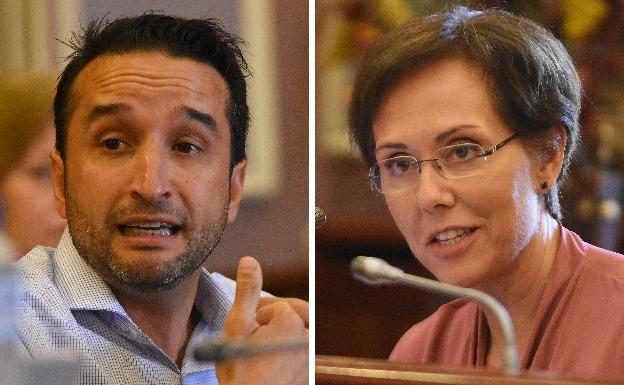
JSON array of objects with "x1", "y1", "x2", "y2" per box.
[{"x1": 65, "y1": 192, "x2": 229, "y2": 292}]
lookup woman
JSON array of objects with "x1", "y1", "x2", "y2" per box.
[
  {"x1": 0, "y1": 73, "x2": 66, "y2": 260},
  {"x1": 348, "y1": 6, "x2": 624, "y2": 380}
]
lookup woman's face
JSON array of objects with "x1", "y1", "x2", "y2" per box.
[
  {"x1": 372, "y1": 58, "x2": 545, "y2": 289},
  {"x1": 1, "y1": 123, "x2": 66, "y2": 258}
]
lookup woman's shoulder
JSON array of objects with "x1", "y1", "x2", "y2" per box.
[
  {"x1": 550, "y1": 227, "x2": 624, "y2": 323},
  {"x1": 389, "y1": 299, "x2": 478, "y2": 363},
  {"x1": 561, "y1": 227, "x2": 624, "y2": 280}
]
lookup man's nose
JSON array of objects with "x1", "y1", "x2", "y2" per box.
[
  {"x1": 130, "y1": 143, "x2": 173, "y2": 203},
  {"x1": 413, "y1": 161, "x2": 455, "y2": 213}
]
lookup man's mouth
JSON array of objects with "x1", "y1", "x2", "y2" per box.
[
  {"x1": 433, "y1": 228, "x2": 476, "y2": 245},
  {"x1": 118, "y1": 222, "x2": 181, "y2": 236}
]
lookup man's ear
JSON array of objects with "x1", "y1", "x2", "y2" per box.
[
  {"x1": 536, "y1": 126, "x2": 567, "y2": 192},
  {"x1": 227, "y1": 159, "x2": 247, "y2": 223},
  {"x1": 50, "y1": 150, "x2": 67, "y2": 219}
]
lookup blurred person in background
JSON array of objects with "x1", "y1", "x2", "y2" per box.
[
  {"x1": 0, "y1": 73, "x2": 66, "y2": 260},
  {"x1": 348, "y1": 6, "x2": 624, "y2": 381}
]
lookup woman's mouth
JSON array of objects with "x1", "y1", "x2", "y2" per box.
[{"x1": 433, "y1": 228, "x2": 477, "y2": 245}]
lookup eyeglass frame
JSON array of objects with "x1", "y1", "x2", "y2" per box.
[{"x1": 368, "y1": 132, "x2": 518, "y2": 194}]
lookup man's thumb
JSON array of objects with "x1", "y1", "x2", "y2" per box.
[{"x1": 223, "y1": 256, "x2": 263, "y2": 337}]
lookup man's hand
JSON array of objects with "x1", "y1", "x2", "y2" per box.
[{"x1": 216, "y1": 256, "x2": 308, "y2": 385}]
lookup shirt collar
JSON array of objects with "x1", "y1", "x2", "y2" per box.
[
  {"x1": 194, "y1": 270, "x2": 233, "y2": 333},
  {"x1": 53, "y1": 228, "x2": 128, "y2": 315},
  {"x1": 53, "y1": 228, "x2": 234, "y2": 325}
]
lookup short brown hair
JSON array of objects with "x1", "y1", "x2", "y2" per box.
[{"x1": 348, "y1": 6, "x2": 582, "y2": 221}]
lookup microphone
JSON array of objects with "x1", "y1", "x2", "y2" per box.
[
  {"x1": 315, "y1": 207, "x2": 327, "y2": 229},
  {"x1": 351, "y1": 256, "x2": 519, "y2": 376},
  {"x1": 193, "y1": 337, "x2": 308, "y2": 363}
]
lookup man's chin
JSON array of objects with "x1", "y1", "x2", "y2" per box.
[
  {"x1": 110, "y1": 234, "x2": 188, "y2": 259},
  {"x1": 98, "y1": 248, "x2": 205, "y2": 292},
  {"x1": 103, "y1": 264, "x2": 195, "y2": 292}
]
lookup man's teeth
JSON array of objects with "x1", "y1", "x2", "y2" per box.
[
  {"x1": 122, "y1": 222, "x2": 176, "y2": 236},
  {"x1": 435, "y1": 228, "x2": 473, "y2": 244}
]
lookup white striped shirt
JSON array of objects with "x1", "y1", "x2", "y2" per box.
[{"x1": 16, "y1": 229, "x2": 236, "y2": 384}]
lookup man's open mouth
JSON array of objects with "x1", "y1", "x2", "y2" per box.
[{"x1": 118, "y1": 222, "x2": 181, "y2": 236}]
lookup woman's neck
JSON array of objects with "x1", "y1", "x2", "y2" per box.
[{"x1": 481, "y1": 212, "x2": 561, "y2": 369}]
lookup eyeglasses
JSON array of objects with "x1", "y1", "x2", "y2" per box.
[{"x1": 369, "y1": 133, "x2": 517, "y2": 194}]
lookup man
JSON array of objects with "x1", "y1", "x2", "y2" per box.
[{"x1": 16, "y1": 14, "x2": 308, "y2": 385}]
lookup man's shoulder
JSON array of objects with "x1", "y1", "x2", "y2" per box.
[
  {"x1": 16, "y1": 246, "x2": 58, "y2": 292},
  {"x1": 15, "y1": 247, "x2": 82, "y2": 359}
]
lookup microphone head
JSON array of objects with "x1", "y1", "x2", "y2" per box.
[
  {"x1": 315, "y1": 207, "x2": 327, "y2": 229},
  {"x1": 194, "y1": 339, "x2": 247, "y2": 362},
  {"x1": 194, "y1": 340, "x2": 231, "y2": 362},
  {"x1": 350, "y1": 256, "x2": 404, "y2": 285}
]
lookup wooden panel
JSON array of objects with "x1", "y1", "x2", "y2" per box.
[{"x1": 316, "y1": 217, "x2": 447, "y2": 358}]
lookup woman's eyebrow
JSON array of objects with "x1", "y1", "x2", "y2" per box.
[
  {"x1": 434, "y1": 125, "x2": 479, "y2": 144},
  {"x1": 375, "y1": 142, "x2": 407, "y2": 154}
]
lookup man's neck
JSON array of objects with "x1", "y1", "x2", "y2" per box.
[{"x1": 109, "y1": 271, "x2": 202, "y2": 368}]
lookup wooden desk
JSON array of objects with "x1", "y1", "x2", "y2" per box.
[{"x1": 316, "y1": 355, "x2": 621, "y2": 385}]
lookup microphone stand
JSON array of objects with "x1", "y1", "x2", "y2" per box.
[{"x1": 351, "y1": 256, "x2": 520, "y2": 376}]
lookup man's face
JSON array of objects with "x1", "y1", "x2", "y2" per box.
[{"x1": 51, "y1": 51, "x2": 246, "y2": 291}]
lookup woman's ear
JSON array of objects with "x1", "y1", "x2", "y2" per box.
[{"x1": 536, "y1": 126, "x2": 567, "y2": 192}]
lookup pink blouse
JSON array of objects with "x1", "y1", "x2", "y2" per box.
[{"x1": 390, "y1": 227, "x2": 624, "y2": 381}]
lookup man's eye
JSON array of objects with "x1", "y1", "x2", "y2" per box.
[
  {"x1": 102, "y1": 138, "x2": 124, "y2": 151},
  {"x1": 174, "y1": 142, "x2": 200, "y2": 154}
]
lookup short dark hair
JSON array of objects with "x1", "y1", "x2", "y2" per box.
[
  {"x1": 54, "y1": 13, "x2": 250, "y2": 167},
  {"x1": 349, "y1": 6, "x2": 582, "y2": 221}
]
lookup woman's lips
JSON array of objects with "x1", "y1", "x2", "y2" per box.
[
  {"x1": 433, "y1": 227, "x2": 477, "y2": 245},
  {"x1": 428, "y1": 227, "x2": 477, "y2": 244},
  {"x1": 426, "y1": 227, "x2": 479, "y2": 259}
]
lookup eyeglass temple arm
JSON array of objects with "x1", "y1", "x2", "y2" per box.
[{"x1": 482, "y1": 132, "x2": 518, "y2": 156}]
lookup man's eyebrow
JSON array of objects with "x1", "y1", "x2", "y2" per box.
[
  {"x1": 86, "y1": 103, "x2": 131, "y2": 125},
  {"x1": 180, "y1": 106, "x2": 217, "y2": 132}
]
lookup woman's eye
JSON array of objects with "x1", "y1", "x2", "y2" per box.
[
  {"x1": 102, "y1": 138, "x2": 124, "y2": 151},
  {"x1": 174, "y1": 142, "x2": 200, "y2": 154},
  {"x1": 453, "y1": 146, "x2": 471, "y2": 159},
  {"x1": 386, "y1": 158, "x2": 414, "y2": 175},
  {"x1": 445, "y1": 144, "x2": 479, "y2": 163}
]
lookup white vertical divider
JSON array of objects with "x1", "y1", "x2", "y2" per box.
[
  {"x1": 54, "y1": 0, "x2": 81, "y2": 72},
  {"x1": 26, "y1": 0, "x2": 50, "y2": 71},
  {"x1": 0, "y1": 2, "x2": 26, "y2": 72},
  {"x1": 239, "y1": 0, "x2": 280, "y2": 197}
]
